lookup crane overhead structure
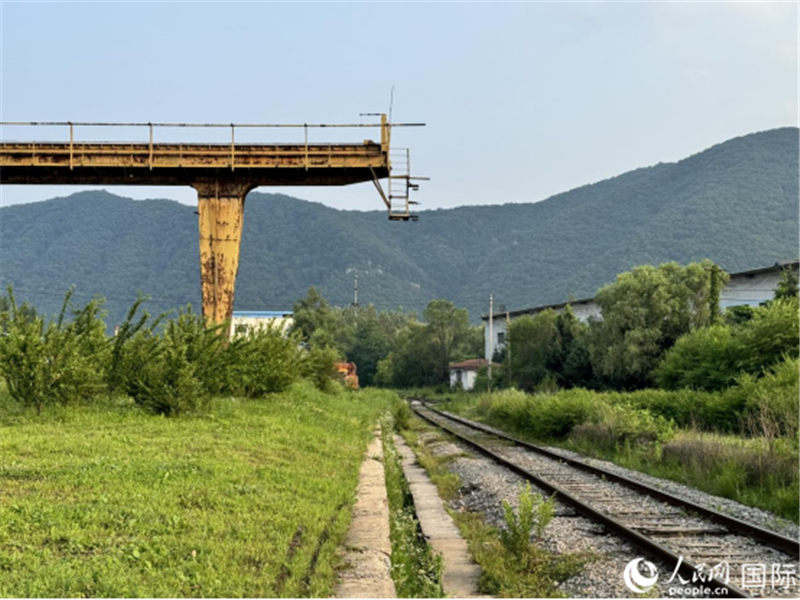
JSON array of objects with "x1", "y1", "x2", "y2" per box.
[{"x1": 0, "y1": 115, "x2": 426, "y2": 328}]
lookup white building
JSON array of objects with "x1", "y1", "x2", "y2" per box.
[
  {"x1": 231, "y1": 310, "x2": 294, "y2": 337},
  {"x1": 449, "y1": 358, "x2": 498, "y2": 391},
  {"x1": 720, "y1": 261, "x2": 798, "y2": 309},
  {"x1": 483, "y1": 260, "x2": 798, "y2": 361}
]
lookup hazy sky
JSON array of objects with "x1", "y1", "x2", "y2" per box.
[{"x1": 1, "y1": 1, "x2": 798, "y2": 211}]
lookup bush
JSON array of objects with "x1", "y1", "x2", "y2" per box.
[
  {"x1": 228, "y1": 324, "x2": 303, "y2": 397},
  {"x1": 500, "y1": 483, "x2": 555, "y2": 562},
  {"x1": 570, "y1": 403, "x2": 674, "y2": 452},
  {"x1": 734, "y1": 298, "x2": 799, "y2": 374},
  {"x1": 0, "y1": 288, "x2": 107, "y2": 414},
  {"x1": 656, "y1": 298, "x2": 799, "y2": 392},
  {"x1": 655, "y1": 325, "x2": 738, "y2": 391},
  {"x1": 736, "y1": 357, "x2": 800, "y2": 440},
  {"x1": 299, "y1": 345, "x2": 340, "y2": 393},
  {"x1": 525, "y1": 389, "x2": 598, "y2": 439},
  {"x1": 130, "y1": 311, "x2": 216, "y2": 416}
]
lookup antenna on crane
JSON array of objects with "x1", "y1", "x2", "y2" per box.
[{"x1": 389, "y1": 85, "x2": 395, "y2": 125}]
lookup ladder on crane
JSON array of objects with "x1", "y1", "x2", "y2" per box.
[{"x1": 371, "y1": 147, "x2": 428, "y2": 221}]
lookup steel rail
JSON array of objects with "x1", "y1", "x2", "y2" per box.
[
  {"x1": 414, "y1": 400, "x2": 799, "y2": 558},
  {"x1": 411, "y1": 402, "x2": 761, "y2": 599}
]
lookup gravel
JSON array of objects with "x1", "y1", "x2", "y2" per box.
[{"x1": 413, "y1": 407, "x2": 800, "y2": 598}]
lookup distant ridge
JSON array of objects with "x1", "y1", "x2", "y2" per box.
[{"x1": 1, "y1": 127, "x2": 797, "y2": 326}]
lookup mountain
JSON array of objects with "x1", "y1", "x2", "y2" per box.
[{"x1": 1, "y1": 127, "x2": 798, "y2": 326}]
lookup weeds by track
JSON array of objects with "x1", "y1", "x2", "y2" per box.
[{"x1": 410, "y1": 399, "x2": 800, "y2": 599}]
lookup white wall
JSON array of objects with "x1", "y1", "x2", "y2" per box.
[
  {"x1": 450, "y1": 368, "x2": 478, "y2": 391},
  {"x1": 721, "y1": 270, "x2": 785, "y2": 308},
  {"x1": 231, "y1": 315, "x2": 293, "y2": 337}
]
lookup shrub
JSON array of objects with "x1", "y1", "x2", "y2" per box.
[
  {"x1": 733, "y1": 298, "x2": 799, "y2": 375},
  {"x1": 570, "y1": 403, "x2": 674, "y2": 452},
  {"x1": 129, "y1": 312, "x2": 216, "y2": 416},
  {"x1": 230, "y1": 324, "x2": 303, "y2": 397},
  {"x1": 656, "y1": 298, "x2": 799, "y2": 392},
  {"x1": 500, "y1": 483, "x2": 555, "y2": 562},
  {"x1": 0, "y1": 288, "x2": 107, "y2": 414},
  {"x1": 525, "y1": 389, "x2": 598, "y2": 439},
  {"x1": 736, "y1": 357, "x2": 800, "y2": 440},
  {"x1": 299, "y1": 344, "x2": 340, "y2": 393},
  {"x1": 655, "y1": 325, "x2": 738, "y2": 391}
]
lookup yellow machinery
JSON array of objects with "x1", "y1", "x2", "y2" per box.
[{"x1": 0, "y1": 115, "x2": 426, "y2": 329}]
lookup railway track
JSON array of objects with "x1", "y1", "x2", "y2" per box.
[{"x1": 409, "y1": 400, "x2": 800, "y2": 599}]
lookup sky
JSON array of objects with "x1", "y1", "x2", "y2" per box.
[{"x1": 1, "y1": 1, "x2": 798, "y2": 212}]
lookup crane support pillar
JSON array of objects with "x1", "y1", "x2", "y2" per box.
[{"x1": 194, "y1": 181, "x2": 252, "y2": 328}]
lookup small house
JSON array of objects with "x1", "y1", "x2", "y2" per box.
[{"x1": 448, "y1": 358, "x2": 498, "y2": 391}]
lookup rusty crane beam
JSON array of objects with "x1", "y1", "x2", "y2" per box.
[{"x1": 0, "y1": 116, "x2": 425, "y2": 329}]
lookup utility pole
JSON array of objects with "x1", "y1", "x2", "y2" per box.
[
  {"x1": 488, "y1": 293, "x2": 493, "y2": 392},
  {"x1": 506, "y1": 310, "x2": 512, "y2": 385},
  {"x1": 353, "y1": 272, "x2": 359, "y2": 308}
]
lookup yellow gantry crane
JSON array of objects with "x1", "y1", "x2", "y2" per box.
[{"x1": 0, "y1": 115, "x2": 426, "y2": 328}]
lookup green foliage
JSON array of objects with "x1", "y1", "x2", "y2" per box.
[
  {"x1": 424, "y1": 299, "x2": 470, "y2": 381},
  {"x1": 774, "y1": 267, "x2": 799, "y2": 300},
  {"x1": 507, "y1": 311, "x2": 560, "y2": 392},
  {"x1": 737, "y1": 357, "x2": 800, "y2": 440},
  {"x1": 300, "y1": 345, "x2": 341, "y2": 393},
  {"x1": 571, "y1": 403, "x2": 675, "y2": 452},
  {"x1": 733, "y1": 297, "x2": 800, "y2": 374},
  {"x1": 499, "y1": 484, "x2": 555, "y2": 561},
  {"x1": 656, "y1": 298, "x2": 799, "y2": 391},
  {"x1": 129, "y1": 310, "x2": 219, "y2": 416},
  {"x1": 0, "y1": 287, "x2": 107, "y2": 414},
  {"x1": 590, "y1": 260, "x2": 727, "y2": 389},
  {"x1": 227, "y1": 324, "x2": 303, "y2": 398},
  {"x1": 106, "y1": 294, "x2": 165, "y2": 394},
  {"x1": 655, "y1": 325, "x2": 738, "y2": 391}
]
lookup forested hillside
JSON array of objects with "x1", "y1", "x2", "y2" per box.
[{"x1": 1, "y1": 127, "x2": 797, "y2": 326}]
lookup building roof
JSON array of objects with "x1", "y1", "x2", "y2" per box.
[
  {"x1": 448, "y1": 358, "x2": 499, "y2": 371},
  {"x1": 728, "y1": 259, "x2": 799, "y2": 279},
  {"x1": 481, "y1": 296, "x2": 595, "y2": 321},
  {"x1": 232, "y1": 311, "x2": 293, "y2": 318},
  {"x1": 482, "y1": 259, "x2": 800, "y2": 321}
]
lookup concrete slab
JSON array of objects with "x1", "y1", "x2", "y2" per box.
[
  {"x1": 336, "y1": 429, "x2": 397, "y2": 599},
  {"x1": 395, "y1": 435, "x2": 484, "y2": 598}
]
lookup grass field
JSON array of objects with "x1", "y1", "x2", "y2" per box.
[{"x1": 0, "y1": 382, "x2": 393, "y2": 597}]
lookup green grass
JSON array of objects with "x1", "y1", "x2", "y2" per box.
[
  {"x1": 381, "y1": 423, "x2": 444, "y2": 598},
  {"x1": 0, "y1": 382, "x2": 392, "y2": 597}
]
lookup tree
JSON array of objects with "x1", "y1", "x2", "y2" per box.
[
  {"x1": 348, "y1": 314, "x2": 390, "y2": 387},
  {"x1": 507, "y1": 311, "x2": 560, "y2": 392},
  {"x1": 291, "y1": 286, "x2": 352, "y2": 350},
  {"x1": 774, "y1": 267, "x2": 799, "y2": 301},
  {"x1": 423, "y1": 299, "x2": 470, "y2": 382},
  {"x1": 589, "y1": 260, "x2": 728, "y2": 389}
]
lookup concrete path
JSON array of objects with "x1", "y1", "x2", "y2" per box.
[
  {"x1": 335, "y1": 429, "x2": 397, "y2": 599},
  {"x1": 394, "y1": 435, "x2": 484, "y2": 598}
]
